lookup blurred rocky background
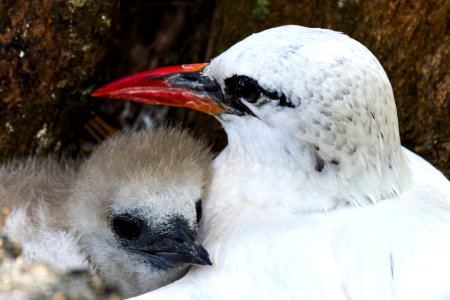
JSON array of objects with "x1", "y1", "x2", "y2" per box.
[
  {"x1": 0, "y1": 234, "x2": 121, "y2": 299},
  {"x1": 0, "y1": 0, "x2": 448, "y2": 174}
]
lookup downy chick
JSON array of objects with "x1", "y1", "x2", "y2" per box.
[{"x1": 0, "y1": 127, "x2": 212, "y2": 297}]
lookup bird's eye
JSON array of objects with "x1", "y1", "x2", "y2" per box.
[
  {"x1": 111, "y1": 214, "x2": 142, "y2": 241},
  {"x1": 195, "y1": 199, "x2": 202, "y2": 223},
  {"x1": 225, "y1": 75, "x2": 260, "y2": 103}
]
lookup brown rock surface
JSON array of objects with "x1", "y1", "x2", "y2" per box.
[{"x1": 0, "y1": 0, "x2": 118, "y2": 159}]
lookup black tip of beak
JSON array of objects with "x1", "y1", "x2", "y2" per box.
[
  {"x1": 162, "y1": 222, "x2": 212, "y2": 266},
  {"x1": 124, "y1": 218, "x2": 212, "y2": 270}
]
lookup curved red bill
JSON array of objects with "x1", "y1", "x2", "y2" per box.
[{"x1": 92, "y1": 63, "x2": 226, "y2": 115}]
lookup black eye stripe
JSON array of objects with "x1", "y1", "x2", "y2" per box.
[
  {"x1": 224, "y1": 75, "x2": 260, "y2": 103},
  {"x1": 278, "y1": 93, "x2": 295, "y2": 108},
  {"x1": 195, "y1": 199, "x2": 203, "y2": 223},
  {"x1": 224, "y1": 75, "x2": 293, "y2": 108}
]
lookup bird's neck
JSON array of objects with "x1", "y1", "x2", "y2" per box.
[{"x1": 206, "y1": 116, "x2": 411, "y2": 219}]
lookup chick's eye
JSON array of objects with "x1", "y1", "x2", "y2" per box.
[
  {"x1": 195, "y1": 199, "x2": 203, "y2": 223},
  {"x1": 225, "y1": 75, "x2": 260, "y2": 103},
  {"x1": 111, "y1": 214, "x2": 142, "y2": 241}
]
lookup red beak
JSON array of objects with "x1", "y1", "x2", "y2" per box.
[{"x1": 91, "y1": 63, "x2": 227, "y2": 115}]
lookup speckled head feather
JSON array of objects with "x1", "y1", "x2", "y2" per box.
[{"x1": 203, "y1": 25, "x2": 411, "y2": 210}]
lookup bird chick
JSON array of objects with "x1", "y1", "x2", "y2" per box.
[
  {"x1": 0, "y1": 127, "x2": 212, "y2": 297},
  {"x1": 94, "y1": 25, "x2": 450, "y2": 300}
]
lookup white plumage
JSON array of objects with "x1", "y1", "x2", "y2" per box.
[
  {"x1": 119, "y1": 26, "x2": 450, "y2": 300},
  {"x1": 0, "y1": 127, "x2": 212, "y2": 298}
]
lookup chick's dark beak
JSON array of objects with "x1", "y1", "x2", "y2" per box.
[
  {"x1": 122, "y1": 218, "x2": 212, "y2": 270},
  {"x1": 91, "y1": 63, "x2": 227, "y2": 115}
]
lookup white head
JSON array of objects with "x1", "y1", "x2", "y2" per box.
[
  {"x1": 202, "y1": 26, "x2": 411, "y2": 209},
  {"x1": 92, "y1": 25, "x2": 411, "y2": 211},
  {"x1": 65, "y1": 128, "x2": 212, "y2": 297}
]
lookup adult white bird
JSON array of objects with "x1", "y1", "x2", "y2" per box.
[
  {"x1": 93, "y1": 25, "x2": 450, "y2": 300},
  {"x1": 0, "y1": 127, "x2": 212, "y2": 298}
]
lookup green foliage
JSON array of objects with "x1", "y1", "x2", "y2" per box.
[
  {"x1": 68, "y1": 0, "x2": 87, "y2": 8},
  {"x1": 252, "y1": 0, "x2": 270, "y2": 20}
]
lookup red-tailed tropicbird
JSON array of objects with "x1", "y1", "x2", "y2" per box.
[{"x1": 93, "y1": 25, "x2": 450, "y2": 300}]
